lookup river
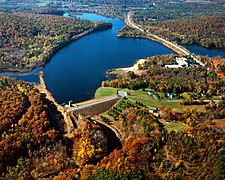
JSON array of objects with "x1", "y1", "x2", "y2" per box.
[{"x1": 3, "y1": 13, "x2": 225, "y2": 104}]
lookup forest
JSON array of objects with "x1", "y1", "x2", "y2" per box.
[
  {"x1": 0, "y1": 12, "x2": 111, "y2": 72},
  {"x1": 0, "y1": 76, "x2": 110, "y2": 179},
  {"x1": 95, "y1": 54, "x2": 225, "y2": 178},
  {"x1": 131, "y1": 1, "x2": 225, "y2": 49},
  {"x1": 103, "y1": 54, "x2": 225, "y2": 102},
  {"x1": 0, "y1": 0, "x2": 225, "y2": 179},
  {"x1": 134, "y1": 15, "x2": 225, "y2": 49},
  {"x1": 0, "y1": 76, "x2": 224, "y2": 179},
  {"x1": 96, "y1": 105, "x2": 225, "y2": 179}
]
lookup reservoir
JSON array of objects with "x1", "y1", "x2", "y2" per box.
[
  {"x1": 4, "y1": 13, "x2": 225, "y2": 104},
  {"x1": 184, "y1": 44, "x2": 225, "y2": 58}
]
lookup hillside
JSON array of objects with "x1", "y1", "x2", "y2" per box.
[
  {"x1": 134, "y1": 16, "x2": 225, "y2": 49},
  {"x1": 128, "y1": 1, "x2": 225, "y2": 49},
  {"x1": 0, "y1": 12, "x2": 112, "y2": 72},
  {"x1": 0, "y1": 77, "x2": 110, "y2": 179},
  {"x1": 94, "y1": 106, "x2": 225, "y2": 179},
  {"x1": 1, "y1": 0, "x2": 225, "y2": 179},
  {"x1": 1, "y1": 60, "x2": 225, "y2": 178}
]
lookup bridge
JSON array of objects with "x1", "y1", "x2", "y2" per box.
[{"x1": 126, "y1": 12, "x2": 205, "y2": 66}]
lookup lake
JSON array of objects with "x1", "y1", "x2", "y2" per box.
[{"x1": 4, "y1": 13, "x2": 225, "y2": 104}]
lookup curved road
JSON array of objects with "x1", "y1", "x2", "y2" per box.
[
  {"x1": 89, "y1": 118, "x2": 123, "y2": 142},
  {"x1": 126, "y1": 12, "x2": 205, "y2": 67}
]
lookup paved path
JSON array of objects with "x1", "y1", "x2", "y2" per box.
[
  {"x1": 126, "y1": 12, "x2": 204, "y2": 66},
  {"x1": 89, "y1": 117, "x2": 123, "y2": 142}
]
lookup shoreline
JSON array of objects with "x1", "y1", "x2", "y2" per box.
[
  {"x1": 74, "y1": 10, "x2": 124, "y2": 20},
  {"x1": 107, "y1": 58, "x2": 147, "y2": 76},
  {"x1": 0, "y1": 22, "x2": 112, "y2": 74},
  {"x1": 125, "y1": 12, "x2": 205, "y2": 66},
  {"x1": 118, "y1": 28, "x2": 191, "y2": 58},
  {"x1": 118, "y1": 33, "x2": 225, "y2": 52}
]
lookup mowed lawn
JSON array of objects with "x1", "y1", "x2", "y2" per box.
[
  {"x1": 126, "y1": 89, "x2": 206, "y2": 112},
  {"x1": 160, "y1": 120, "x2": 189, "y2": 132},
  {"x1": 95, "y1": 87, "x2": 118, "y2": 98},
  {"x1": 97, "y1": 88, "x2": 191, "y2": 132},
  {"x1": 95, "y1": 87, "x2": 206, "y2": 112}
]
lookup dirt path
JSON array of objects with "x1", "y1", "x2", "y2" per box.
[
  {"x1": 36, "y1": 72, "x2": 64, "y2": 113},
  {"x1": 35, "y1": 72, "x2": 76, "y2": 137}
]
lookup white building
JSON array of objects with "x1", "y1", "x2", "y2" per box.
[
  {"x1": 118, "y1": 90, "x2": 128, "y2": 97},
  {"x1": 149, "y1": 107, "x2": 157, "y2": 113},
  {"x1": 176, "y1": 57, "x2": 188, "y2": 67},
  {"x1": 165, "y1": 64, "x2": 182, "y2": 68},
  {"x1": 165, "y1": 57, "x2": 188, "y2": 68}
]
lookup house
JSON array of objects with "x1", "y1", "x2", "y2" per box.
[
  {"x1": 176, "y1": 57, "x2": 188, "y2": 67},
  {"x1": 118, "y1": 90, "x2": 128, "y2": 97},
  {"x1": 165, "y1": 64, "x2": 182, "y2": 68},
  {"x1": 149, "y1": 107, "x2": 157, "y2": 113},
  {"x1": 167, "y1": 93, "x2": 174, "y2": 100},
  {"x1": 148, "y1": 91, "x2": 154, "y2": 96}
]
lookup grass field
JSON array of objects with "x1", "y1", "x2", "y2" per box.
[
  {"x1": 126, "y1": 89, "x2": 206, "y2": 112},
  {"x1": 160, "y1": 120, "x2": 189, "y2": 132},
  {"x1": 106, "y1": 68, "x2": 127, "y2": 75},
  {"x1": 95, "y1": 87, "x2": 118, "y2": 98},
  {"x1": 100, "y1": 97, "x2": 189, "y2": 132},
  {"x1": 96, "y1": 87, "x2": 202, "y2": 133},
  {"x1": 95, "y1": 87, "x2": 206, "y2": 112}
]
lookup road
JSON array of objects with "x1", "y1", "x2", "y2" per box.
[
  {"x1": 67, "y1": 95, "x2": 119, "y2": 112},
  {"x1": 126, "y1": 12, "x2": 205, "y2": 67},
  {"x1": 89, "y1": 117, "x2": 123, "y2": 142}
]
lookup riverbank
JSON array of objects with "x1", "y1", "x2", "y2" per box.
[
  {"x1": 1, "y1": 13, "x2": 175, "y2": 103},
  {"x1": 0, "y1": 12, "x2": 112, "y2": 73},
  {"x1": 126, "y1": 13, "x2": 205, "y2": 66},
  {"x1": 70, "y1": 10, "x2": 124, "y2": 21},
  {"x1": 119, "y1": 25, "x2": 191, "y2": 57},
  {"x1": 107, "y1": 58, "x2": 146, "y2": 76}
]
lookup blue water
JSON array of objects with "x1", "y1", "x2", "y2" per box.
[
  {"x1": 185, "y1": 44, "x2": 225, "y2": 58},
  {"x1": 3, "y1": 13, "x2": 225, "y2": 104}
]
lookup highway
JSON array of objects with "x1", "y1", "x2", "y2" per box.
[{"x1": 126, "y1": 12, "x2": 205, "y2": 67}]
